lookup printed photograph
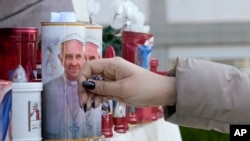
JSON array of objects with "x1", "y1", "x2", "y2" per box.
[{"x1": 42, "y1": 25, "x2": 101, "y2": 140}]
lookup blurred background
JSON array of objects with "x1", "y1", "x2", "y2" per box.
[
  {"x1": 1, "y1": 0, "x2": 250, "y2": 70},
  {"x1": 94, "y1": 0, "x2": 250, "y2": 71}
]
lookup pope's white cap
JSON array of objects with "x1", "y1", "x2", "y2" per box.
[
  {"x1": 59, "y1": 33, "x2": 85, "y2": 45},
  {"x1": 85, "y1": 35, "x2": 101, "y2": 48},
  {"x1": 32, "y1": 102, "x2": 38, "y2": 107}
]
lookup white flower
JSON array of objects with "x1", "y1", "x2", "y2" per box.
[
  {"x1": 87, "y1": 0, "x2": 100, "y2": 16},
  {"x1": 111, "y1": 0, "x2": 125, "y2": 15},
  {"x1": 143, "y1": 25, "x2": 150, "y2": 33},
  {"x1": 111, "y1": 0, "x2": 150, "y2": 33},
  {"x1": 123, "y1": 0, "x2": 137, "y2": 19},
  {"x1": 93, "y1": 2, "x2": 100, "y2": 15}
]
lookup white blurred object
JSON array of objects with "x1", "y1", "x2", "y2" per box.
[
  {"x1": 133, "y1": 11, "x2": 145, "y2": 27},
  {"x1": 50, "y1": 12, "x2": 76, "y2": 22},
  {"x1": 144, "y1": 37, "x2": 154, "y2": 47},
  {"x1": 33, "y1": 70, "x2": 38, "y2": 79},
  {"x1": 109, "y1": 118, "x2": 182, "y2": 141},
  {"x1": 87, "y1": 0, "x2": 101, "y2": 24},
  {"x1": 50, "y1": 12, "x2": 61, "y2": 22},
  {"x1": 12, "y1": 82, "x2": 43, "y2": 141},
  {"x1": 112, "y1": 0, "x2": 124, "y2": 16},
  {"x1": 72, "y1": 0, "x2": 89, "y2": 22},
  {"x1": 111, "y1": 14, "x2": 127, "y2": 29},
  {"x1": 143, "y1": 25, "x2": 150, "y2": 33},
  {"x1": 111, "y1": 0, "x2": 150, "y2": 33},
  {"x1": 60, "y1": 12, "x2": 76, "y2": 22},
  {"x1": 11, "y1": 65, "x2": 28, "y2": 83},
  {"x1": 123, "y1": 0, "x2": 139, "y2": 20}
]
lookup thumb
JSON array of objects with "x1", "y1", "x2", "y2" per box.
[{"x1": 82, "y1": 80, "x2": 121, "y2": 97}]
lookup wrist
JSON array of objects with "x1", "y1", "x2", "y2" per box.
[{"x1": 161, "y1": 77, "x2": 177, "y2": 106}]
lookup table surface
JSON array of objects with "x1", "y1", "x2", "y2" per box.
[{"x1": 105, "y1": 118, "x2": 183, "y2": 141}]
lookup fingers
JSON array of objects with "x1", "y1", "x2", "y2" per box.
[
  {"x1": 78, "y1": 57, "x2": 134, "y2": 83},
  {"x1": 77, "y1": 58, "x2": 113, "y2": 108},
  {"x1": 82, "y1": 80, "x2": 122, "y2": 97},
  {"x1": 92, "y1": 95, "x2": 102, "y2": 108},
  {"x1": 79, "y1": 79, "x2": 124, "y2": 111},
  {"x1": 78, "y1": 58, "x2": 115, "y2": 83},
  {"x1": 77, "y1": 57, "x2": 133, "y2": 109}
]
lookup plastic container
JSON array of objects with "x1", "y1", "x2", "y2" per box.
[
  {"x1": 102, "y1": 46, "x2": 115, "y2": 138},
  {"x1": 12, "y1": 82, "x2": 43, "y2": 141},
  {"x1": 121, "y1": 31, "x2": 153, "y2": 64},
  {"x1": 122, "y1": 31, "x2": 154, "y2": 124},
  {"x1": 101, "y1": 100, "x2": 113, "y2": 138},
  {"x1": 113, "y1": 101, "x2": 127, "y2": 133}
]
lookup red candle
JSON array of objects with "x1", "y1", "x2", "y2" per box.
[
  {"x1": 126, "y1": 105, "x2": 138, "y2": 124},
  {"x1": 101, "y1": 100, "x2": 113, "y2": 138},
  {"x1": 113, "y1": 101, "x2": 127, "y2": 133},
  {"x1": 0, "y1": 27, "x2": 38, "y2": 81}
]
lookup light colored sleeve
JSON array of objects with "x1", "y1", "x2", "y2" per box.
[{"x1": 164, "y1": 57, "x2": 250, "y2": 133}]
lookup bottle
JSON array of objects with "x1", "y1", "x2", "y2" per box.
[
  {"x1": 101, "y1": 98, "x2": 113, "y2": 138},
  {"x1": 135, "y1": 45, "x2": 152, "y2": 123},
  {"x1": 113, "y1": 101, "x2": 127, "y2": 133},
  {"x1": 126, "y1": 105, "x2": 138, "y2": 124},
  {"x1": 101, "y1": 46, "x2": 116, "y2": 137}
]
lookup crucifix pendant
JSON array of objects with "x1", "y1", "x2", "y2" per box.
[{"x1": 69, "y1": 119, "x2": 79, "y2": 139}]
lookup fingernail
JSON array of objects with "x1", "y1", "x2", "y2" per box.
[
  {"x1": 83, "y1": 104, "x2": 87, "y2": 113},
  {"x1": 82, "y1": 81, "x2": 95, "y2": 90},
  {"x1": 79, "y1": 99, "x2": 83, "y2": 109},
  {"x1": 92, "y1": 101, "x2": 95, "y2": 108}
]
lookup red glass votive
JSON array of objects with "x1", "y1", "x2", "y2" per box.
[
  {"x1": 136, "y1": 107, "x2": 152, "y2": 123},
  {"x1": 113, "y1": 117, "x2": 127, "y2": 133},
  {"x1": 102, "y1": 114, "x2": 113, "y2": 138},
  {"x1": 0, "y1": 27, "x2": 38, "y2": 81},
  {"x1": 127, "y1": 105, "x2": 138, "y2": 124}
]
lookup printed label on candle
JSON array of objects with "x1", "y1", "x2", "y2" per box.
[
  {"x1": 41, "y1": 23, "x2": 102, "y2": 140},
  {"x1": 28, "y1": 101, "x2": 41, "y2": 132}
]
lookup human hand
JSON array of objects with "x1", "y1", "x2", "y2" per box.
[{"x1": 77, "y1": 57, "x2": 176, "y2": 111}]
